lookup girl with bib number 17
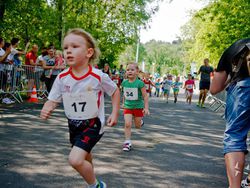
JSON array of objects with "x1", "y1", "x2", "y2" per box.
[
  {"x1": 40, "y1": 28, "x2": 120, "y2": 188},
  {"x1": 121, "y1": 62, "x2": 149, "y2": 152}
]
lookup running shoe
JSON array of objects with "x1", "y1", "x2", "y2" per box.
[
  {"x1": 123, "y1": 143, "x2": 132, "y2": 151},
  {"x1": 241, "y1": 178, "x2": 250, "y2": 188},
  {"x1": 2, "y1": 98, "x2": 15, "y2": 104},
  {"x1": 37, "y1": 96, "x2": 43, "y2": 100},
  {"x1": 201, "y1": 104, "x2": 205, "y2": 108},
  {"x1": 96, "y1": 180, "x2": 106, "y2": 188},
  {"x1": 196, "y1": 102, "x2": 200, "y2": 107},
  {"x1": 141, "y1": 119, "x2": 144, "y2": 127}
]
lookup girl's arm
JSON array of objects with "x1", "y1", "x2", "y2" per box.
[
  {"x1": 151, "y1": 81, "x2": 156, "y2": 87},
  {"x1": 107, "y1": 88, "x2": 120, "y2": 126},
  {"x1": 41, "y1": 60, "x2": 54, "y2": 70},
  {"x1": 183, "y1": 82, "x2": 186, "y2": 89},
  {"x1": 210, "y1": 71, "x2": 228, "y2": 95},
  {"x1": 40, "y1": 100, "x2": 58, "y2": 119},
  {"x1": 141, "y1": 87, "x2": 149, "y2": 115}
]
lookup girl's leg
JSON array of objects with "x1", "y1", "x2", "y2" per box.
[
  {"x1": 174, "y1": 91, "x2": 177, "y2": 103},
  {"x1": 225, "y1": 152, "x2": 245, "y2": 188},
  {"x1": 189, "y1": 94, "x2": 193, "y2": 104},
  {"x1": 68, "y1": 146, "x2": 96, "y2": 185},
  {"x1": 134, "y1": 116, "x2": 143, "y2": 129},
  {"x1": 86, "y1": 152, "x2": 93, "y2": 166},
  {"x1": 166, "y1": 91, "x2": 169, "y2": 102},
  {"x1": 124, "y1": 114, "x2": 133, "y2": 141}
]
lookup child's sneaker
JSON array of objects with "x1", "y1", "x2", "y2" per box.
[
  {"x1": 96, "y1": 180, "x2": 106, "y2": 188},
  {"x1": 201, "y1": 104, "x2": 205, "y2": 108},
  {"x1": 241, "y1": 178, "x2": 250, "y2": 188},
  {"x1": 2, "y1": 98, "x2": 15, "y2": 104},
  {"x1": 123, "y1": 143, "x2": 132, "y2": 151},
  {"x1": 141, "y1": 119, "x2": 144, "y2": 127}
]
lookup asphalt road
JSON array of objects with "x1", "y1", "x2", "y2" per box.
[{"x1": 0, "y1": 93, "x2": 228, "y2": 188}]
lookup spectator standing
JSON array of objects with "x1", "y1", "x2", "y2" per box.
[
  {"x1": 25, "y1": 44, "x2": 38, "y2": 97},
  {"x1": 41, "y1": 46, "x2": 56, "y2": 93},
  {"x1": 210, "y1": 38, "x2": 250, "y2": 188},
  {"x1": 0, "y1": 38, "x2": 13, "y2": 104},
  {"x1": 119, "y1": 64, "x2": 126, "y2": 83},
  {"x1": 102, "y1": 63, "x2": 112, "y2": 77}
]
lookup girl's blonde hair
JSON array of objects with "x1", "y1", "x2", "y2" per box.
[
  {"x1": 126, "y1": 62, "x2": 139, "y2": 70},
  {"x1": 64, "y1": 28, "x2": 100, "y2": 64}
]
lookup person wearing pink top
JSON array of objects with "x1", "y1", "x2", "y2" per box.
[{"x1": 184, "y1": 74, "x2": 196, "y2": 105}]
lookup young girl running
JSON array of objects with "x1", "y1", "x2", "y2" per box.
[
  {"x1": 162, "y1": 74, "x2": 173, "y2": 103},
  {"x1": 172, "y1": 76, "x2": 182, "y2": 103},
  {"x1": 143, "y1": 73, "x2": 155, "y2": 97},
  {"x1": 184, "y1": 74, "x2": 196, "y2": 105},
  {"x1": 122, "y1": 62, "x2": 149, "y2": 151},
  {"x1": 40, "y1": 28, "x2": 120, "y2": 188}
]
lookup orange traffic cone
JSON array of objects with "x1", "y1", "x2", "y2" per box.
[{"x1": 28, "y1": 86, "x2": 38, "y2": 103}]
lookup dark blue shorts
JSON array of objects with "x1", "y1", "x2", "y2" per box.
[
  {"x1": 223, "y1": 78, "x2": 250, "y2": 155},
  {"x1": 199, "y1": 81, "x2": 210, "y2": 90},
  {"x1": 68, "y1": 117, "x2": 103, "y2": 153}
]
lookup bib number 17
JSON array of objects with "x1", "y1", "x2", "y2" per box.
[{"x1": 71, "y1": 102, "x2": 87, "y2": 112}]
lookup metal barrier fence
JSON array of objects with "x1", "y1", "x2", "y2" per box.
[
  {"x1": 207, "y1": 91, "x2": 227, "y2": 119},
  {"x1": 0, "y1": 64, "x2": 48, "y2": 103}
]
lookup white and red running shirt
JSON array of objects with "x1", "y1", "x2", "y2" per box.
[{"x1": 48, "y1": 65, "x2": 117, "y2": 134}]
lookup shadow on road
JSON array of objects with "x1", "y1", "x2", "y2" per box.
[{"x1": 0, "y1": 96, "x2": 227, "y2": 188}]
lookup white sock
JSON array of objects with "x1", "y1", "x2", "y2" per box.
[
  {"x1": 124, "y1": 140, "x2": 131, "y2": 144},
  {"x1": 88, "y1": 180, "x2": 97, "y2": 188}
]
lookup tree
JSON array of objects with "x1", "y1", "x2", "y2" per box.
[
  {"x1": 0, "y1": 0, "x2": 161, "y2": 67},
  {"x1": 181, "y1": 0, "x2": 250, "y2": 68}
]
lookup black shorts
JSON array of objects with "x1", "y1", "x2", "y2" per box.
[
  {"x1": 199, "y1": 81, "x2": 210, "y2": 90},
  {"x1": 68, "y1": 117, "x2": 103, "y2": 153}
]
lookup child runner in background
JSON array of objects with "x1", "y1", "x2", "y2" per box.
[
  {"x1": 172, "y1": 76, "x2": 182, "y2": 103},
  {"x1": 122, "y1": 62, "x2": 149, "y2": 151},
  {"x1": 154, "y1": 78, "x2": 161, "y2": 97},
  {"x1": 112, "y1": 71, "x2": 121, "y2": 88},
  {"x1": 40, "y1": 28, "x2": 120, "y2": 188},
  {"x1": 184, "y1": 73, "x2": 196, "y2": 105},
  {"x1": 162, "y1": 74, "x2": 173, "y2": 103},
  {"x1": 143, "y1": 73, "x2": 155, "y2": 97}
]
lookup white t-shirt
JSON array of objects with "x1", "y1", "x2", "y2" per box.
[
  {"x1": 7, "y1": 47, "x2": 18, "y2": 61},
  {"x1": 48, "y1": 65, "x2": 117, "y2": 134},
  {"x1": 34, "y1": 55, "x2": 44, "y2": 72},
  {"x1": 0, "y1": 48, "x2": 5, "y2": 71}
]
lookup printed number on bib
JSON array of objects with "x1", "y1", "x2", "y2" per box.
[
  {"x1": 63, "y1": 92, "x2": 98, "y2": 119},
  {"x1": 124, "y1": 88, "x2": 138, "y2": 100},
  {"x1": 186, "y1": 84, "x2": 193, "y2": 89},
  {"x1": 145, "y1": 84, "x2": 149, "y2": 90}
]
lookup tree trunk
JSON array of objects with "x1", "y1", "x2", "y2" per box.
[
  {"x1": 57, "y1": 0, "x2": 63, "y2": 44},
  {"x1": 0, "y1": 1, "x2": 5, "y2": 22}
]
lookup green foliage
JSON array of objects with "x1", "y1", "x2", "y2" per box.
[
  {"x1": 0, "y1": 0, "x2": 161, "y2": 66},
  {"x1": 119, "y1": 39, "x2": 185, "y2": 76},
  {"x1": 181, "y1": 0, "x2": 250, "y2": 68}
]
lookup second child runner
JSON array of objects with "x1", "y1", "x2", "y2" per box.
[{"x1": 121, "y1": 62, "x2": 149, "y2": 151}]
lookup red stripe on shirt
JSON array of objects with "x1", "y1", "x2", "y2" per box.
[
  {"x1": 90, "y1": 72, "x2": 101, "y2": 82},
  {"x1": 70, "y1": 65, "x2": 92, "y2": 80},
  {"x1": 59, "y1": 69, "x2": 71, "y2": 79},
  {"x1": 97, "y1": 91, "x2": 102, "y2": 108}
]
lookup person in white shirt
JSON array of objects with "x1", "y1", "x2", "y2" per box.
[{"x1": 0, "y1": 38, "x2": 14, "y2": 104}]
